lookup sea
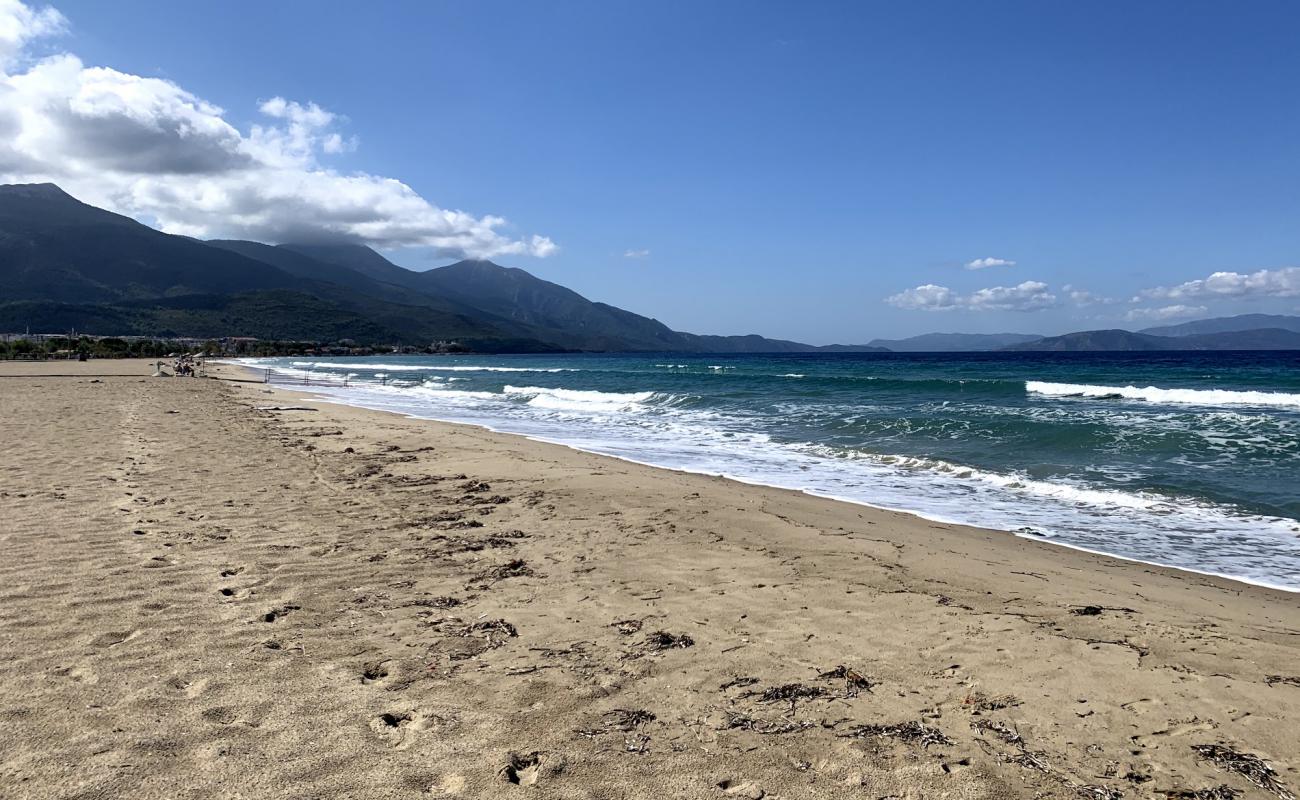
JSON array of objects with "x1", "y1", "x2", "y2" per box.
[{"x1": 238, "y1": 351, "x2": 1300, "y2": 591}]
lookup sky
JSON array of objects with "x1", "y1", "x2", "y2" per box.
[{"x1": 1, "y1": 0, "x2": 1298, "y2": 343}]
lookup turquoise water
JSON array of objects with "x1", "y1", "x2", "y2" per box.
[{"x1": 244, "y1": 352, "x2": 1300, "y2": 589}]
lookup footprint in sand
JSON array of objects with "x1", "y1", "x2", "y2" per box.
[
  {"x1": 716, "y1": 779, "x2": 766, "y2": 798},
  {"x1": 51, "y1": 664, "x2": 99, "y2": 684},
  {"x1": 90, "y1": 629, "x2": 140, "y2": 648},
  {"x1": 498, "y1": 753, "x2": 543, "y2": 786},
  {"x1": 260, "y1": 604, "x2": 300, "y2": 623},
  {"x1": 360, "y1": 660, "x2": 390, "y2": 685},
  {"x1": 369, "y1": 710, "x2": 437, "y2": 749}
]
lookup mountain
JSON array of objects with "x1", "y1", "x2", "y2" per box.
[
  {"x1": 868, "y1": 332, "x2": 1043, "y2": 352},
  {"x1": 0, "y1": 183, "x2": 884, "y2": 353},
  {"x1": 0, "y1": 184, "x2": 537, "y2": 347},
  {"x1": 266, "y1": 245, "x2": 887, "y2": 353},
  {"x1": 1004, "y1": 328, "x2": 1300, "y2": 351},
  {"x1": 0, "y1": 184, "x2": 298, "y2": 303},
  {"x1": 1140, "y1": 313, "x2": 1300, "y2": 337}
]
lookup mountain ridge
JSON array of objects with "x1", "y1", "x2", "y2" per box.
[{"x1": 0, "y1": 183, "x2": 885, "y2": 353}]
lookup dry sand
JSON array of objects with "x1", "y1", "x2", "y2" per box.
[{"x1": 1, "y1": 358, "x2": 1297, "y2": 799}]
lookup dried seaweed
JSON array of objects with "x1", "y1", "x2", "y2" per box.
[
  {"x1": 604, "y1": 708, "x2": 656, "y2": 731},
  {"x1": 407, "y1": 596, "x2": 461, "y2": 609},
  {"x1": 1265, "y1": 675, "x2": 1300, "y2": 687},
  {"x1": 610, "y1": 618, "x2": 643, "y2": 636},
  {"x1": 643, "y1": 630, "x2": 694, "y2": 650},
  {"x1": 575, "y1": 708, "x2": 656, "y2": 738},
  {"x1": 723, "y1": 712, "x2": 816, "y2": 735},
  {"x1": 1076, "y1": 786, "x2": 1124, "y2": 800},
  {"x1": 818, "y1": 664, "x2": 875, "y2": 696},
  {"x1": 752, "y1": 683, "x2": 828, "y2": 704},
  {"x1": 839, "y1": 721, "x2": 953, "y2": 747},
  {"x1": 719, "y1": 676, "x2": 760, "y2": 691},
  {"x1": 964, "y1": 691, "x2": 1022, "y2": 712},
  {"x1": 972, "y1": 718, "x2": 1024, "y2": 746},
  {"x1": 1191, "y1": 744, "x2": 1294, "y2": 800},
  {"x1": 476, "y1": 559, "x2": 533, "y2": 583},
  {"x1": 1158, "y1": 788, "x2": 1241, "y2": 800}
]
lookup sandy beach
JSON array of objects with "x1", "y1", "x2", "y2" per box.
[{"x1": 1, "y1": 359, "x2": 1296, "y2": 800}]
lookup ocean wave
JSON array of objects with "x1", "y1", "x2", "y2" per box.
[
  {"x1": 289, "y1": 361, "x2": 577, "y2": 372},
  {"x1": 503, "y1": 385, "x2": 658, "y2": 413},
  {"x1": 1027, "y1": 381, "x2": 1300, "y2": 409}
]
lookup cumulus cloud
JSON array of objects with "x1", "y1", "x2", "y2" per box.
[
  {"x1": 1123, "y1": 304, "x2": 1208, "y2": 322},
  {"x1": 964, "y1": 257, "x2": 1016, "y2": 270},
  {"x1": 1063, "y1": 285, "x2": 1119, "y2": 306},
  {"x1": 0, "y1": 1, "x2": 555, "y2": 258},
  {"x1": 0, "y1": 0, "x2": 63, "y2": 68},
  {"x1": 623, "y1": 248, "x2": 650, "y2": 259},
  {"x1": 1138, "y1": 267, "x2": 1300, "y2": 301},
  {"x1": 887, "y1": 280, "x2": 1056, "y2": 312}
]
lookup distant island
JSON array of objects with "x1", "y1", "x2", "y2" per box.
[{"x1": 2, "y1": 183, "x2": 1298, "y2": 353}]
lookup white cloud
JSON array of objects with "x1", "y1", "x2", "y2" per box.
[
  {"x1": 623, "y1": 248, "x2": 650, "y2": 259},
  {"x1": 1123, "y1": 304, "x2": 1208, "y2": 322},
  {"x1": 0, "y1": 0, "x2": 63, "y2": 68},
  {"x1": 964, "y1": 256, "x2": 1016, "y2": 270},
  {"x1": 887, "y1": 280, "x2": 1055, "y2": 312},
  {"x1": 1139, "y1": 267, "x2": 1300, "y2": 301},
  {"x1": 1064, "y1": 285, "x2": 1119, "y2": 306},
  {"x1": 0, "y1": 1, "x2": 554, "y2": 259}
]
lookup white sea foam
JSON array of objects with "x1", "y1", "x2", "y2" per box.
[
  {"x1": 239, "y1": 358, "x2": 1300, "y2": 590},
  {"x1": 289, "y1": 361, "x2": 576, "y2": 372},
  {"x1": 1027, "y1": 381, "x2": 1300, "y2": 409},
  {"x1": 503, "y1": 385, "x2": 657, "y2": 413}
]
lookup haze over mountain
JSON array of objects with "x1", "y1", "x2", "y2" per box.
[
  {"x1": 1004, "y1": 327, "x2": 1300, "y2": 352},
  {"x1": 867, "y1": 332, "x2": 1043, "y2": 352},
  {"x1": 1138, "y1": 314, "x2": 1300, "y2": 338},
  {"x1": 0, "y1": 184, "x2": 885, "y2": 353}
]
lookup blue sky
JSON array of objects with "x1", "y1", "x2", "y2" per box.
[{"x1": 6, "y1": 0, "x2": 1299, "y2": 342}]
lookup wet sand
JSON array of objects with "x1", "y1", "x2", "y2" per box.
[{"x1": 1, "y1": 358, "x2": 1296, "y2": 799}]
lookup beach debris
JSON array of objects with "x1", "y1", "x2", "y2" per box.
[
  {"x1": 407, "y1": 596, "x2": 462, "y2": 609},
  {"x1": 623, "y1": 630, "x2": 695, "y2": 659},
  {"x1": 624, "y1": 734, "x2": 650, "y2": 753},
  {"x1": 839, "y1": 721, "x2": 953, "y2": 747},
  {"x1": 576, "y1": 708, "x2": 656, "y2": 738},
  {"x1": 1191, "y1": 744, "x2": 1294, "y2": 799},
  {"x1": 644, "y1": 630, "x2": 694, "y2": 650},
  {"x1": 818, "y1": 664, "x2": 875, "y2": 696},
  {"x1": 1157, "y1": 788, "x2": 1241, "y2": 800},
  {"x1": 475, "y1": 559, "x2": 534, "y2": 583},
  {"x1": 466, "y1": 618, "x2": 518, "y2": 644},
  {"x1": 604, "y1": 708, "x2": 656, "y2": 731},
  {"x1": 1071, "y1": 604, "x2": 1138, "y2": 616},
  {"x1": 748, "y1": 683, "x2": 828, "y2": 706},
  {"x1": 720, "y1": 676, "x2": 760, "y2": 691},
  {"x1": 1264, "y1": 674, "x2": 1300, "y2": 687},
  {"x1": 972, "y1": 718, "x2": 1024, "y2": 746},
  {"x1": 460, "y1": 480, "x2": 491, "y2": 493},
  {"x1": 723, "y1": 712, "x2": 816, "y2": 736},
  {"x1": 963, "y1": 690, "x2": 1022, "y2": 712},
  {"x1": 1076, "y1": 786, "x2": 1124, "y2": 800},
  {"x1": 610, "y1": 618, "x2": 644, "y2": 635}
]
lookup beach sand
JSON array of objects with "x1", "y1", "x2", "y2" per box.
[{"x1": 1, "y1": 359, "x2": 1297, "y2": 799}]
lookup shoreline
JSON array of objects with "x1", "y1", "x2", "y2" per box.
[
  {"x1": 224, "y1": 360, "x2": 1299, "y2": 596},
  {"x1": 4, "y1": 358, "x2": 1297, "y2": 798}
]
